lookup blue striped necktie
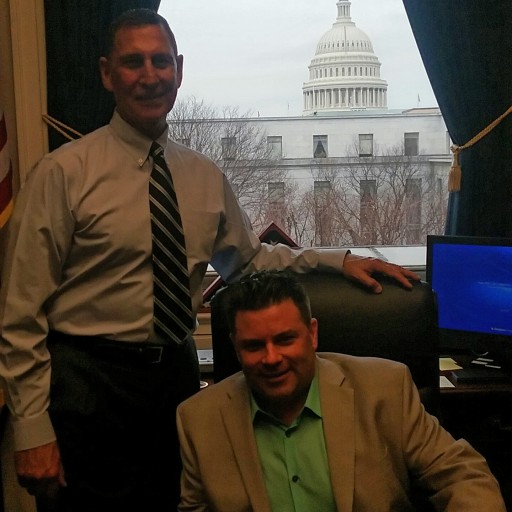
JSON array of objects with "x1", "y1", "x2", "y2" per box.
[{"x1": 149, "y1": 142, "x2": 193, "y2": 344}]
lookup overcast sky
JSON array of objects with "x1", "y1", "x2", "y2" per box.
[{"x1": 159, "y1": 0, "x2": 437, "y2": 117}]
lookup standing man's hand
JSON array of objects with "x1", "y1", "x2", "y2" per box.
[
  {"x1": 15, "y1": 441, "x2": 66, "y2": 503},
  {"x1": 342, "y1": 253, "x2": 421, "y2": 294}
]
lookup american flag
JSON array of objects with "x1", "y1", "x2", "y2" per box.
[{"x1": 0, "y1": 109, "x2": 13, "y2": 228}]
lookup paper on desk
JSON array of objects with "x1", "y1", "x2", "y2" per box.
[
  {"x1": 439, "y1": 357, "x2": 462, "y2": 371},
  {"x1": 440, "y1": 375, "x2": 455, "y2": 388}
]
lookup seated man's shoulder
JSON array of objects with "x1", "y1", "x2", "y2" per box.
[
  {"x1": 318, "y1": 352, "x2": 406, "y2": 372},
  {"x1": 317, "y1": 352, "x2": 408, "y2": 386},
  {"x1": 179, "y1": 372, "x2": 244, "y2": 412}
]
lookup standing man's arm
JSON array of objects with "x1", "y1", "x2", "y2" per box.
[
  {"x1": 341, "y1": 253, "x2": 419, "y2": 293},
  {"x1": 15, "y1": 442, "x2": 66, "y2": 500},
  {"x1": 210, "y1": 172, "x2": 419, "y2": 291},
  {"x1": 0, "y1": 159, "x2": 73, "y2": 498}
]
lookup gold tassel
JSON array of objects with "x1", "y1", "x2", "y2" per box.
[
  {"x1": 448, "y1": 145, "x2": 462, "y2": 192},
  {"x1": 446, "y1": 104, "x2": 512, "y2": 194}
]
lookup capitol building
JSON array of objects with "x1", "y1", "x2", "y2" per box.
[
  {"x1": 169, "y1": 0, "x2": 451, "y2": 248},
  {"x1": 302, "y1": 0, "x2": 388, "y2": 113}
]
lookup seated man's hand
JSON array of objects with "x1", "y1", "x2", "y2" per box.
[{"x1": 342, "y1": 253, "x2": 421, "y2": 294}]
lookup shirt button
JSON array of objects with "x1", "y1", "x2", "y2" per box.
[
  {"x1": 292, "y1": 475, "x2": 299, "y2": 483},
  {"x1": 285, "y1": 430, "x2": 292, "y2": 438}
]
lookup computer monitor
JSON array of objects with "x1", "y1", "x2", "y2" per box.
[{"x1": 426, "y1": 235, "x2": 512, "y2": 361}]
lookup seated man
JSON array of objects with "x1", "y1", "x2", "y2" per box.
[{"x1": 177, "y1": 270, "x2": 506, "y2": 512}]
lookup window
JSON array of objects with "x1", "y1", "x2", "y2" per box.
[
  {"x1": 221, "y1": 136, "x2": 236, "y2": 161},
  {"x1": 177, "y1": 137, "x2": 190, "y2": 147},
  {"x1": 313, "y1": 135, "x2": 328, "y2": 158},
  {"x1": 267, "y1": 136, "x2": 282, "y2": 159},
  {"x1": 405, "y1": 178, "x2": 422, "y2": 244},
  {"x1": 314, "y1": 180, "x2": 331, "y2": 199},
  {"x1": 359, "y1": 134, "x2": 373, "y2": 157},
  {"x1": 268, "y1": 181, "x2": 285, "y2": 203},
  {"x1": 404, "y1": 132, "x2": 419, "y2": 156},
  {"x1": 314, "y1": 181, "x2": 332, "y2": 246},
  {"x1": 267, "y1": 181, "x2": 285, "y2": 226},
  {"x1": 446, "y1": 131, "x2": 452, "y2": 154},
  {"x1": 159, "y1": 0, "x2": 447, "y2": 254},
  {"x1": 360, "y1": 180, "x2": 377, "y2": 244}
]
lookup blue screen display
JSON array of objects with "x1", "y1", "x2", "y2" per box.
[{"x1": 429, "y1": 240, "x2": 512, "y2": 337}]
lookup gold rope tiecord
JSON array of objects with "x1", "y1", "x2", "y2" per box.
[
  {"x1": 42, "y1": 114, "x2": 84, "y2": 141},
  {"x1": 449, "y1": 104, "x2": 512, "y2": 192},
  {"x1": 41, "y1": 108, "x2": 512, "y2": 193}
]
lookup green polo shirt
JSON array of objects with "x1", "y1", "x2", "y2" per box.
[{"x1": 251, "y1": 374, "x2": 336, "y2": 512}]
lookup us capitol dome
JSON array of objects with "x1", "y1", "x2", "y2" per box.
[{"x1": 303, "y1": 0, "x2": 388, "y2": 114}]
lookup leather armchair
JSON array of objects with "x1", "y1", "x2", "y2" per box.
[{"x1": 210, "y1": 272, "x2": 439, "y2": 415}]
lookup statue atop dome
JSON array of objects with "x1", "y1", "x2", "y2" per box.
[{"x1": 302, "y1": 0, "x2": 388, "y2": 115}]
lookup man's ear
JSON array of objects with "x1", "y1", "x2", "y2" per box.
[
  {"x1": 230, "y1": 333, "x2": 242, "y2": 363},
  {"x1": 176, "y1": 54, "x2": 184, "y2": 89},
  {"x1": 99, "y1": 56, "x2": 113, "y2": 92},
  {"x1": 310, "y1": 318, "x2": 319, "y2": 351}
]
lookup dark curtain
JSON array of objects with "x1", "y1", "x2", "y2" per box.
[
  {"x1": 403, "y1": 0, "x2": 512, "y2": 237},
  {"x1": 44, "y1": 0, "x2": 160, "y2": 151}
]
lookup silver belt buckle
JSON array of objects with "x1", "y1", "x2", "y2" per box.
[{"x1": 151, "y1": 346, "x2": 164, "y2": 364}]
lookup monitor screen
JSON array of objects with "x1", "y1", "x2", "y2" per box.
[{"x1": 426, "y1": 235, "x2": 512, "y2": 357}]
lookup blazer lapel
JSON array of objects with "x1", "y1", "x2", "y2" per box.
[
  {"x1": 318, "y1": 357, "x2": 355, "y2": 512},
  {"x1": 220, "y1": 375, "x2": 272, "y2": 512}
]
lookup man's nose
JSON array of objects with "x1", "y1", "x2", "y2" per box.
[
  {"x1": 262, "y1": 344, "x2": 282, "y2": 365},
  {"x1": 140, "y1": 61, "x2": 158, "y2": 84}
]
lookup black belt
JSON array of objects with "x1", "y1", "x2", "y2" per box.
[{"x1": 47, "y1": 331, "x2": 179, "y2": 365}]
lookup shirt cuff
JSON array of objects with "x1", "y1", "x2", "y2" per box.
[
  {"x1": 11, "y1": 411, "x2": 56, "y2": 451},
  {"x1": 318, "y1": 248, "x2": 349, "y2": 272}
]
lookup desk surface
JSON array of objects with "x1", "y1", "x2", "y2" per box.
[{"x1": 440, "y1": 354, "x2": 512, "y2": 395}]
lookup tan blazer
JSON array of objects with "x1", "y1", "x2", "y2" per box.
[{"x1": 177, "y1": 353, "x2": 506, "y2": 512}]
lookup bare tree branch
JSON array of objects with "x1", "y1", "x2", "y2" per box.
[
  {"x1": 168, "y1": 97, "x2": 287, "y2": 234},
  {"x1": 168, "y1": 102, "x2": 448, "y2": 247}
]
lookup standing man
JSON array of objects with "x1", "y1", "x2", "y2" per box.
[
  {"x1": 0, "y1": 8, "x2": 418, "y2": 511},
  {"x1": 177, "y1": 270, "x2": 506, "y2": 512}
]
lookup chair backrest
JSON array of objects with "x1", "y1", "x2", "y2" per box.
[{"x1": 210, "y1": 272, "x2": 439, "y2": 414}]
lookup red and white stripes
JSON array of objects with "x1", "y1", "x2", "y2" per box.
[{"x1": 0, "y1": 109, "x2": 13, "y2": 228}]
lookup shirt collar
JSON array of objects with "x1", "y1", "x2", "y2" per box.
[
  {"x1": 250, "y1": 371, "x2": 322, "y2": 425},
  {"x1": 109, "y1": 110, "x2": 168, "y2": 168}
]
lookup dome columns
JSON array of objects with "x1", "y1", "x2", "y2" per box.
[
  {"x1": 336, "y1": 0, "x2": 352, "y2": 21},
  {"x1": 303, "y1": 86, "x2": 387, "y2": 112}
]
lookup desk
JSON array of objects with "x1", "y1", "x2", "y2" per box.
[
  {"x1": 439, "y1": 355, "x2": 512, "y2": 509},
  {"x1": 440, "y1": 354, "x2": 512, "y2": 392}
]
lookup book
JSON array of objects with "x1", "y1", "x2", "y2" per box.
[{"x1": 450, "y1": 368, "x2": 510, "y2": 384}]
